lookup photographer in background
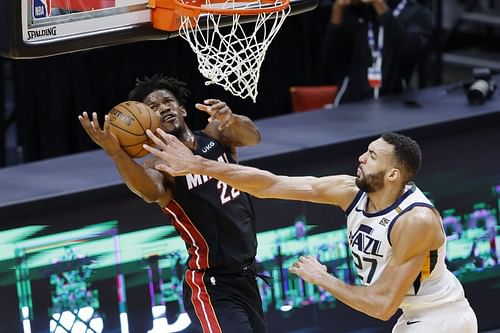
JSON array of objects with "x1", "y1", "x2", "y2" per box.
[{"x1": 323, "y1": 0, "x2": 433, "y2": 106}]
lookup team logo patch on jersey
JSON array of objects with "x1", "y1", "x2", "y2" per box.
[
  {"x1": 349, "y1": 224, "x2": 383, "y2": 257},
  {"x1": 379, "y1": 218, "x2": 390, "y2": 226}
]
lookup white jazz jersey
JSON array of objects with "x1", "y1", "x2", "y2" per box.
[{"x1": 346, "y1": 183, "x2": 466, "y2": 312}]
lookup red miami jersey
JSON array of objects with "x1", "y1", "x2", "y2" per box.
[{"x1": 162, "y1": 131, "x2": 257, "y2": 272}]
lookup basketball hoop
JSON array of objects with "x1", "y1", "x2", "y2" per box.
[{"x1": 151, "y1": 0, "x2": 291, "y2": 102}]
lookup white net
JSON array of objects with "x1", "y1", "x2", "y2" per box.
[{"x1": 178, "y1": 0, "x2": 290, "y2": 102}]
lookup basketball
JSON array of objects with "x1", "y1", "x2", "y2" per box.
[{"x1": 108, "y1": 101, "x2": 160, "y2": 158}]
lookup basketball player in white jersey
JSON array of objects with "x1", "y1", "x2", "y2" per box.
[{"x1": 142, "y1": 130, "x2": 478, "y2": 332}]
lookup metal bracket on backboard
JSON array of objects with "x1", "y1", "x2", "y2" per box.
[{"x1": 150, "y1": 0, "x2": 182, "y2": 31}]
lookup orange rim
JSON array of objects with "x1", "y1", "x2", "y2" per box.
[{"x1": 174, "y1": 0, "x2": 290, "y2": 16}]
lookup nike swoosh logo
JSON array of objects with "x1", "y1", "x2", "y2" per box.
[{"x1": 406, "y1": 320, "x2": 420, "y2": 325}]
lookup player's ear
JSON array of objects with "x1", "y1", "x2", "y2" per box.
[
  {"x1": 180, "y1": 106, "x2": 187, "y2": 117},
  {"x1": 387, "y1": 168, "x2": 400, "y2": 181}
]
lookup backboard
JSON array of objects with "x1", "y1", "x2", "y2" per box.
[{"x1": 0, "y1": 0, "x2": 317, "y2": 59}]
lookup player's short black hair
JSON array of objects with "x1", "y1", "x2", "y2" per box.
[
  {"x1": 381, "y1": 132, "x2": 422, "y2": 183},
  {"x1": 128, "y1": 74, "x2": 191, "y2": 107}
]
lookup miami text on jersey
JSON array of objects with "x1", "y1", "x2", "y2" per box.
[{"x1": 185, "y1": 153, "x2": 231, "y2": 190}]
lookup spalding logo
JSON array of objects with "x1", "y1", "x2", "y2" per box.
[{"x1": 27, "y1": 26, "x2": 57, "y2": 40}]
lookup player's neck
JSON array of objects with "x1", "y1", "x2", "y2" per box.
[
  {"x1": 366, "y1": 185, "x2": 405, "y2": 213},
  {"x1": 178, "y1": 128, "x2": 197, "y2": 150}
]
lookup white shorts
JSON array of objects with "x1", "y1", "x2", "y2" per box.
[{"x1": 392, "y1": 299, "x2": 477, "y2": 333}]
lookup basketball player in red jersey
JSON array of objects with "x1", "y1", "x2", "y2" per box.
[{"x1": 79, "y1": 74, "x2": 267, "y2": 333}]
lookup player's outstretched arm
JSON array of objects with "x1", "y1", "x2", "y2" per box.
[
  {"x1": 197, "y1": 99, "x2": 261, "y2": 148},
  {"x1": 289, "y1": 207, "x2": 444, "y2": 320},
  {"x1": 144, "y1": 129, "x2": 357, "y2": 209},
  {"x1": 78, "y1": 112, "x2": 172, "y2": 205}
]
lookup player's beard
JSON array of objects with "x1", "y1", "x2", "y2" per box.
[{"x1": 355, "y1": 170, "x2": 385, "y2": 193}]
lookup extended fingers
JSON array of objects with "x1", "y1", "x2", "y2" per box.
[
  {"x1": 195, "y1": 103, "x2": 210, "y2": 114},
  {"x1": 78, "y1": 112, "x2": 90, "y2": 129},
  {"x1": 103, "y1": 114, "x2": 111, "y2": 132},
  {"x1": 142, "y1": 139, "x2": 170, "y2": 164},
  {"x1": 91, "y1": 112, "x2": 102, "y2": 131},
  {"x1": 154, "y1": 164, "x2": 172, "y2": 173},
  {"x1": 142, "y1": 142, "x2": 160, "y2": 155},
  {"x1": 195, "y1": 100, "x2": 230, "y2": 119},
  {"x1": 203, "y1": 99, "x2": 220, "y2": 105},
  {"x1": 145, "y1": 129, "x2": 168, "y2": 149},
  {"x1": 195, "y1": 99, "x2": 222, "y2": 116},
  {"x1": 155, "y1": 128, "x2": 181, "y2": 147},
  {"x1": 78, "y1": 111, "x2": 89, "y2": 122},
  {"x1": 78, "y1": 111, "x2": 92, "y2": 125},
  {"x1": 78, "y1": 112, "x2": 94, "y2": 136},
  {"x1": 78, "y1": 111, "x2": 100, "y2": 136},
  {"x1": 145, "y1": 128, "x2": 182, "y2": 152}
]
